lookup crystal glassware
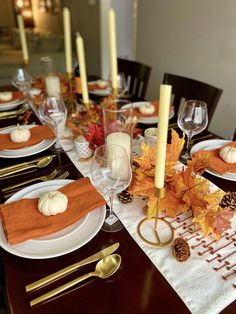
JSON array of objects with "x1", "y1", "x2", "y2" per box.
[
  {"x1": 12, "y1": 67, "x2": 32, "y2": 99},
  {"x1": 108, "y1": 72, "x2": 128, "y2": 98},
  {"x1": 90, "y1": 144, "x2": 132, "y2": 232},
  {"x1": 41, "y1": 56, "x2": 61, "y2": 96},
  {"x1": 103, "y1": 99, "x2": 133, "y2": 162},
  {"x1": 38, "y1": 94, "x2": 67, "y2": 151},
  {"x1": 177, "y1": 100, "x2": 208, "y2": 162}
]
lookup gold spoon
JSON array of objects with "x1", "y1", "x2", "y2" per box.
[
  {"x1": 0, "y1": 156, "x2": 54, "y2": 178},
  {"x1": 30, "y1": 254, "x2": 122, "y2": 307}
]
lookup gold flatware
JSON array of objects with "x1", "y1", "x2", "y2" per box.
[
  {"x1": 0, "y1": 114, "x2": 18, "y2": 120},
  {"x1": 30, "y1": 254, "x2": 121, "y2": 306},
  {"x1": 4, "y1": 171, "x2": 70, "y2": 199},
  {"x1": 0, "y1": 169, "x2": 37, "y2": 180},
  {"x1": 26, "y1": 242, "x2": 120, "y2": 293},
  {"x1": 0, "y1": 107, "x2": 27, "y2": 118},
  {"x1": 56, "y1": 171, "x2": 70, "y2": 180},
  {"x1": 2, "y1": 169, "x2": 58, "y2": 193},
  {"x1": 0, "y1": 155, "x2": 55, "y2": 178}
]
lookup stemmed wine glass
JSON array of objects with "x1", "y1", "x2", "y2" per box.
[
  {"x1": 38, "y1": 94, "x2": 67, "y2": 152},
  {"x1": 90, "y1": 144, "x2": 132, "y2": 232},
  {"x1": 177, "y1": 100, "x2": 208, "y2": 162},
  {"x1": 109, "y1": 72, "x2": 128, "y2": 98},
  {"x1": 12, "y1": 67, "x2": 32, "y2": 99}
]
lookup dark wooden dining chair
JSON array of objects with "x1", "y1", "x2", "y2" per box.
[
  {"x1": 118, "y1": 58, "x2": 152, "y2": 100},
  {"x1": 162, "y1": 73, "x2": 223, "y2": 124}
]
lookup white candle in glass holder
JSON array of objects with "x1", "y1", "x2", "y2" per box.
[
  {"x1": 45, "y1": 76, "x2": 61, "y2": 96},
  {"x1": 107, "y1": 132, "x2": 131, "y2": 160},
  {"x1": 107, "y1": 133, "x2": 131, "y2": 180}
]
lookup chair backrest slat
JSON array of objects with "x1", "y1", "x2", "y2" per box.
[
  {"x1": 118, "y1": 58, "x2": 152, "y2": 100},
  {"x1": 163, "y1": 73, "x2": 223, "y2": 124}
]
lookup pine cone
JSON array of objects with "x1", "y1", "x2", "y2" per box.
[
  {"x1": 220, "y1": 192, "x2": 236, "y2": 211},
  {"x1": 172, "y1": 237, "x2": 191, "y2": 262},
  {"x1": 117, "y1": 189, "x2": 133, "y2": 204}
]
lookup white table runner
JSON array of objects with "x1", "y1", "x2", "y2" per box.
[{"x1": 62, "y1": 136, "x2": 236, "y2": 314}]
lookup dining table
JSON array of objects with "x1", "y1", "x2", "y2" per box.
[{"x1": 0, "y1": 84, "x2": 235, "y2": 314}]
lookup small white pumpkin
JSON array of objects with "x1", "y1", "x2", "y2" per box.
[
  {"x1": 96, "y1": 79, "x2": 107, "y2": 88},
  {"x1": 38, "y1": 191, "x2": 68, "y2": 216},
  {"x1": 219, "y1": 146, "x2": 236, "y2": 164},
  {"x1": 139, "y1": 103, "x2": 155, "y2": 115},
  {"x1": 10, "y1": 125, "x2": 31, "y2": 143},
  {"x1": 0, "y1": 91, "x2": 13, "y2": 102}
]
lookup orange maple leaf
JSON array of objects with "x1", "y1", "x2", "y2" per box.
[{"x1": 166, "y1": 129, "x2": 185, "y2": 164}]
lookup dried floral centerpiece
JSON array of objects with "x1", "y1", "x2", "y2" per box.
[{"x1": 129, "y1": 129, "x2": 234, "y2": 240}]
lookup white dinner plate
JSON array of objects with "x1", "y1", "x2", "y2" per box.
[
  {"x1": 190, "y1": 139, "x2": 236, "y2": 181},
  {"x1": 0, "y1": 96, "x2": 25, "y2": 111},
  {"x1": 0, "y1": 125, "x2": 55, "y2": 158},
  {"x1": 0, "y1": 180, "x2": 106, "y2": 259},
  {"x1": 88, "y1": 81, "x2": 112, "y2": 96},
  {"x1": 123, "y1": 102, "x2": 175, "y2": 124}
]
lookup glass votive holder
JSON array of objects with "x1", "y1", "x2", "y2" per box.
[
  {"x1": 75, "y1": 136, "x2": 93, "y2": 160},
  {"x1": 144, "y1": 127, "x2": 157, "y2": 147}
]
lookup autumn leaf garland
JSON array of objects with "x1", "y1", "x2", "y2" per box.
[{"x1": 128, "y1": 129, "x2": 234, "y2": 239}]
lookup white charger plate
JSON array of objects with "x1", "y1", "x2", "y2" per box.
[
  {"x1": 0, "y1": 180, "x2": 106, "y2": 259},
  {"x1": 0, "y1": 125, "x2": 55, "y2": 158},
  {"x1": 88, "y1": 81, "x2": 112, "y2": 96},
  {"x1": 0, "y1": 97, "x2": 25, "y2": 111},
  {"x1": 123, "y1": 102, "x2": 175, "y2": 124},
  {"x1": 190, "y1": 139, "x2": 236, "y2": 181}
]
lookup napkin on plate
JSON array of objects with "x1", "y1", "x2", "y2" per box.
[
  {"x1": 0, "y1": 91, "x2": 24, "y2": 104},
  {"x1": 133, "y1": 101, "x2": 174, "y2": 118},
  {"x1": 0, "y1": 125, "x2": 55, "y2": 150},
  {"x1": 193, "y1": 141, "x2": 236, "y2": 175},
  {"x1": 0, "y1": 177, "x2": 106, "y2": 245}
]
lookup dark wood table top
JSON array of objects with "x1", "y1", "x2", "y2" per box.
[{"x1": 0, "y1": 87, "x2": 235, "y2": 314}]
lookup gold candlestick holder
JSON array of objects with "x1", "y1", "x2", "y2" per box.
[
  {"x1": 137, "y1": 187, "x2": 174, "y2": 247},
  {"x1": 112, "y1": 87, "x2": 118, "y2": 97}
]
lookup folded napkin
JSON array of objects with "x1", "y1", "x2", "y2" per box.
[
  {"x1": 0, "y1": 91, "x2": 24, "y2": 104},
  {"x1": 193, "y1": 141, "x2": 236, "y2": 175},
  {"x1": 0, "y1": 125, "x2": 55, "y2": 150},
  {"x1": 0, "y1": 177, "x2": 106, "y2": 245},
  {"x1": 134, "y1": 101, "x2": 174, "y2": 118}
]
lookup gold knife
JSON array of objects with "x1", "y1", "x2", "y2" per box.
[
  {"x1": 25, "y1": 242, "x2": 120, "y2": 292},
  {"x1": 0, "y1": 155, "x2": 56, "y2": 175}
]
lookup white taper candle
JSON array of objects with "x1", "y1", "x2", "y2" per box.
[
  {"x1": 154, "y1": 84, "x2": 172, "y2": 189},
  {"x1": 76, "y1": 34, "x2": 89, "y2": 105},
  {"x1": 63, "y1": 7, "x2": 73, "y2": 75},
  {"x1": 17, "y1": 14, "x2": 29, "y2": 63},
  {"x1": 108, "y1": 8, "x2": 118, "y2": 89}
]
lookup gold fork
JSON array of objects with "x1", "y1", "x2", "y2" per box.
[
  {"x1": 2, "y1": 169, "x2": 58, "y2": 193},
  {"x1": 3, "y1": 171, "x2": 70, "y2": 198}
]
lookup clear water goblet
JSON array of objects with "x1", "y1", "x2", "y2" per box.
[
  {"x1": 177, "y1": 100, "x2": 208, "y2": 162},
  {"x1": 38, "y1": 94, "x2": 67, "y2": 152},
  {"x1": 12, "y1": 67, "x2": 32, "y2": 99},
  {"x1": 90, "y1": 144, "x2": 132, "y2": 232}
]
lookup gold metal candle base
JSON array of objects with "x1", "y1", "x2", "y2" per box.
[
  {"x1": 23, "y1": 59, "x2": 29, "y2": 66},
  {"x1": 137, "y1": 187, "x2": 174, "y2": 247},
  {"x1": 112, "y1": 87, "x2": 118, "y2": 97}
]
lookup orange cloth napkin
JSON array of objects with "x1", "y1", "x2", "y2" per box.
[
  {"x1": 0, "y1": 91, "x2": 24, "y2": 104},
  {"x1": 193, "y1": 141, "x2": 236, "y2": 175},
  {"x1": 0, "y1": 177, "x2": 106, "y2": 245},
  {"x1": 133, "y1": 101, "x2": 174, "y2": 118},
  {"x1": 0, "y1": 125, "x2": 55, "y2": 150}
]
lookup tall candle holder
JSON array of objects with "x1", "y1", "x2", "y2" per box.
[
  {"x1": 137, "y1": 187, "x2": 174, "y2": 247},
  {"x1": 112, "y1": 87, "x2": 118, "y2": 97}
]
